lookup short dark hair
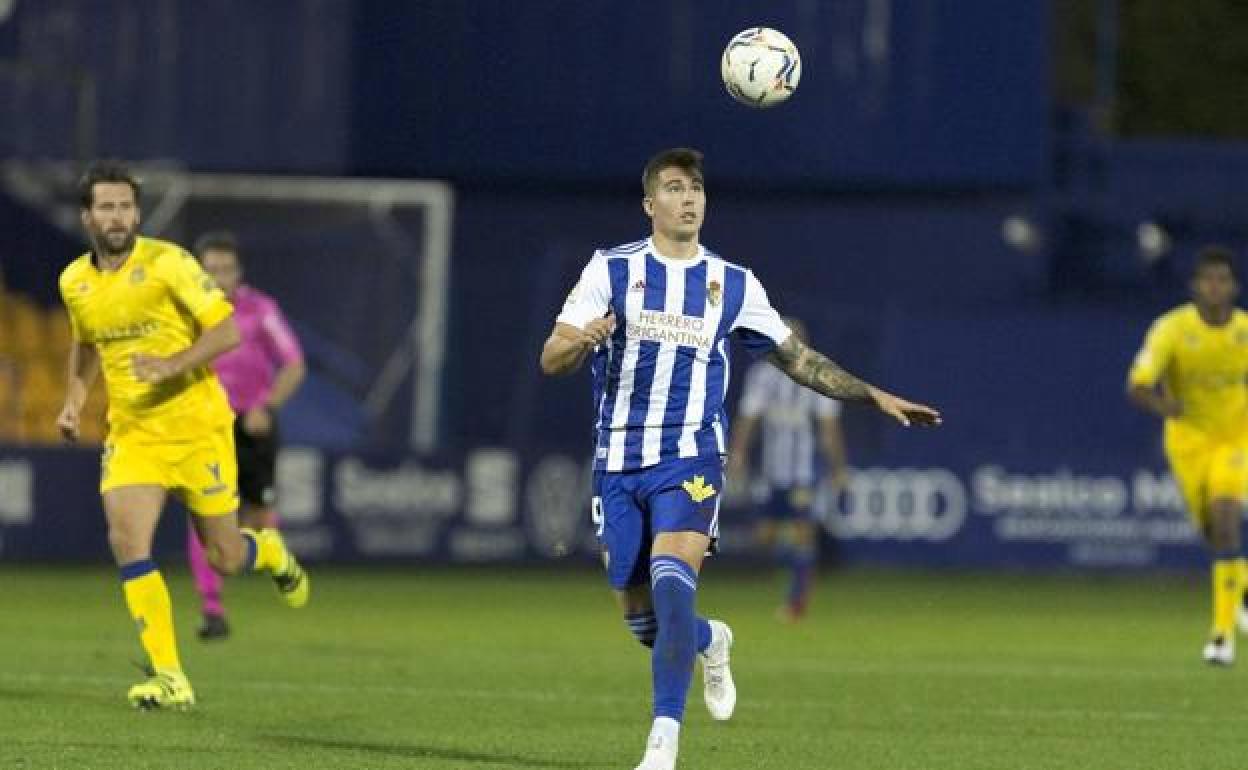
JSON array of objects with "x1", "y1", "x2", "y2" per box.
[
  {"x1": 1194, "y1": 244, "x2": 1237, "y2": 279},
  {"x1": 642, "y1": 147, "x2": 704, "y2": 196},
  {"x1": 78, "y1": 159, "x2": 141, "y2": 208},
  {"x1": 193, "y1": 230, "x2": 240, "y2": 260}
]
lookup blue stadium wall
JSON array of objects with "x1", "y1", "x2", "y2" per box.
[
  {"x1": 350, "y1": 0, "x2": 1050, "y2": 187},
  {"x1": 5, "y1": 1, "x2": 1049, "y2": 186}
]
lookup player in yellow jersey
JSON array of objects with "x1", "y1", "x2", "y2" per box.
[
  {"x1": 55, "y1": 160, "x2": 310, "y2": 709},
  {"x1": 1128, "y1": 246, "x2": 1248, "y2": 666}
]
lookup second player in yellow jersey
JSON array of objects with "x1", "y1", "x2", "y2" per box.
[
  {"x1": 61, "y1": 235, "x2": 241, "y2": 512},
  {"x1": 1128, "y1": 245, "x2": 1248, "y2": 666},
  {"x1": 56, "y1": 160, "x2": 309, "y2": 711}
]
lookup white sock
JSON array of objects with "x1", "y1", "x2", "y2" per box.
[{"x1": 649, "y1": 717, "x2": 681, "y2": 748}]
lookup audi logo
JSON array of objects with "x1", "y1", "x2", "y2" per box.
[{"x1": 821, "y1": 468, "x2": 967, "y2": 542}]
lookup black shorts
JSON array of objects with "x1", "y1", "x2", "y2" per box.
[{"x1": 234, "y1": 418, "x2": 278, "y2": 507}]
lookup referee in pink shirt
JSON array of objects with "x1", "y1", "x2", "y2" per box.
[{"x1": 189, "y1": 232, "x2": 306, "y2": 640}]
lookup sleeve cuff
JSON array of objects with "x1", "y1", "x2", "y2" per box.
[{"x1": 197, "y1": 299, "x2": 234, "y2": 329}]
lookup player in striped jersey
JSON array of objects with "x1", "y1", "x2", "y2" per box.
[
  {"x1": 727, "y1": 318, "x2": 848, "y2": 623},
  {"x1": 540, "y1": 148, "x2": 941, "y2": 770}
]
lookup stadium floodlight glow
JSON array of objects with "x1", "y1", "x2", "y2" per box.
[
  {"x1": 1136, "y1": 221, "x2": 1171, "y2": 264},
  {"x1": 1001, "y1": 214, "x2": 1042, "y2": 254}
]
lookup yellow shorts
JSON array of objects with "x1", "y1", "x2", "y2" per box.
[
  {"x1": 1165, "y1": 436, "x2": 1248, "y2": 529},
  {"x1": 100, "y1": 423, "x2": 240, "y2": 516}
]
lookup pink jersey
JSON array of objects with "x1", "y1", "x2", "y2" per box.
[{"x1": 213, "y1": 284, "x2": 304, "y2": 413}]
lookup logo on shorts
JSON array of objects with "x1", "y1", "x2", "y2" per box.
[
  {"x1": 682, "y1": 475, "x2": 717, "y2": 503},
  {"x1": 201, "y1": 462, "x2": 227, "y2": 496}
]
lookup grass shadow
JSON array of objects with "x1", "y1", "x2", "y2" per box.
[{"x1": 263, "y1": 734, "x2": 605, "y2": 768}]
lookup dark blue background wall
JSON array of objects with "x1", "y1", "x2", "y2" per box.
[
  {"x1": 352, "y1": 0, "x2": 1049, "y2": 187},
  {"x1": 3, "y1": 0, "x2": 352, "y2": 170}
]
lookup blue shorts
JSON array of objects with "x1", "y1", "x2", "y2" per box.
[
  {"x1": 592, "y1": 455, "x2": 723, "y2": 590},
  {"x1": 758, "y1": 485, "x2": 816, "y2": 521}
]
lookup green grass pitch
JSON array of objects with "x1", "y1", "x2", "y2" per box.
[{"x1": 0, "y1": 564, "x2": 1240, "y2": 769}]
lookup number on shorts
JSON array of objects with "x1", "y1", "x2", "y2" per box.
[{"x1": 590, "y1": 496, "x2": 604, "y2": 538}]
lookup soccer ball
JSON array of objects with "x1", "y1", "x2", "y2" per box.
[{"x1": 720, "y1": 27, "x2": 802, "y2": 108}]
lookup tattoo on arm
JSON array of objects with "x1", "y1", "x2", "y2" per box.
[{"x1": 768, "y1": 335, "x2": 872, "y2": 401}]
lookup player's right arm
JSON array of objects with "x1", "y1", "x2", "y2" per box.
[
  {"x1": 1126, "y1": 316, "x2": 1183, "y2": 419},
  {"x1": 58, "y1": 339, "x2": 100, "y2": 443},
  {"x1": 540, "y1": 319, "x2": 615, "y2": 376},
  {"x1": 540, "y1": 252, "x2": 615, "y2": 376},
  {"x1": 57, "y1": 265, "x2": 98, "y2": 442}
]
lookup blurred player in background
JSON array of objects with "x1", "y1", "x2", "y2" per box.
[
  {"x1": 187, "y1": 232, "x2": 306, "y2": 641},
  {"x1": 540, "y1": 147, "x2": 940, "y2": 770},
  {"x1": 56, "y1": 160, "x2": 310, "y2": 710},
  {"x1": 727, "y1": 318, "x2": 848, "y2": 623},
  {"x1": 1128, "y1": 246, "x2": 1248, "y2": 666}
]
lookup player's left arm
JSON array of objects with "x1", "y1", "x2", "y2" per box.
[
  {"x1": 133, "y1": 249, "x2": 240, "y2": 384},
  {"x1": 734, "y1": 269, "x2": 940, "y2": 427},
  {"x1": 134, "y1": 316, "x2": 240, "y2": 384},
  {"x1": 768, "y1": 336, "x2": 940, "y2": 427}
]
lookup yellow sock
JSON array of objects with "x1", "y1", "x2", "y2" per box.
[
  {"x1": 121, "y1": 562, "x2": 180, "y2": 672},
  {"x1": 241, "y1": 527, "x2": 286, "y2": 573},
  {"x1": 1212, "y1": 559, "x2": 1241, "y2": 638}
]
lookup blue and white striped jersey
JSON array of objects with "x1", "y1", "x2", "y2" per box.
[
  {"x1": 558, "y1": 237, "x2": 791, "y2": 472},
  {"x1": 738, "y1": 361, "x2": 841, "y2": 489}
]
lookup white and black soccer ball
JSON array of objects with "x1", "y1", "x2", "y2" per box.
[{"x1": 720, "y1": 27, "x2": 801, "y2": 108}]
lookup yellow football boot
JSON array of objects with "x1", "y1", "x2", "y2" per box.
[
  {"x1": 127, "y1": 669, "x2": 196, "y2": 711},
  {"x1": 262, "y1": 529, "x2": 310, "y2": 608}
]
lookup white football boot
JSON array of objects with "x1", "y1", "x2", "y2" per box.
[
  {"x1": 634, "y1": 718, "x2": 679, "y2": 770},
  {"x1": 700, "y1": 619, "x2": 736, "y2": 721},
  {"x1": 1203, "y1": 634, "x2": 1234, "y2": 666}
]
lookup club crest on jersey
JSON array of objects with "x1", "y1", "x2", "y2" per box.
[
  {"x1": 129, "y1": 267, "x2": 146, "y2": 284},
  {"x1": 706, "y1": 280, "x2": 722, "y2": 307},
  {"x1": 1236, "y1": 330, "x2": 1248, "y2": 346},
  {"x1": 629, "y1": 279, "x2": 647, "y2": 292}
]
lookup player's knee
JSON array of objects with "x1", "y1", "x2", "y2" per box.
[{"x1": 625, "y1": 611, "x2": 657, "y2": 648}]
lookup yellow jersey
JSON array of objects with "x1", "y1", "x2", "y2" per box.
[
  {"x1": 59, "y1": 236, "x2": 235, "y2": 440},
  {"x1": 1128, "y1": 303, "x2": 1248, "y2": 446}
]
